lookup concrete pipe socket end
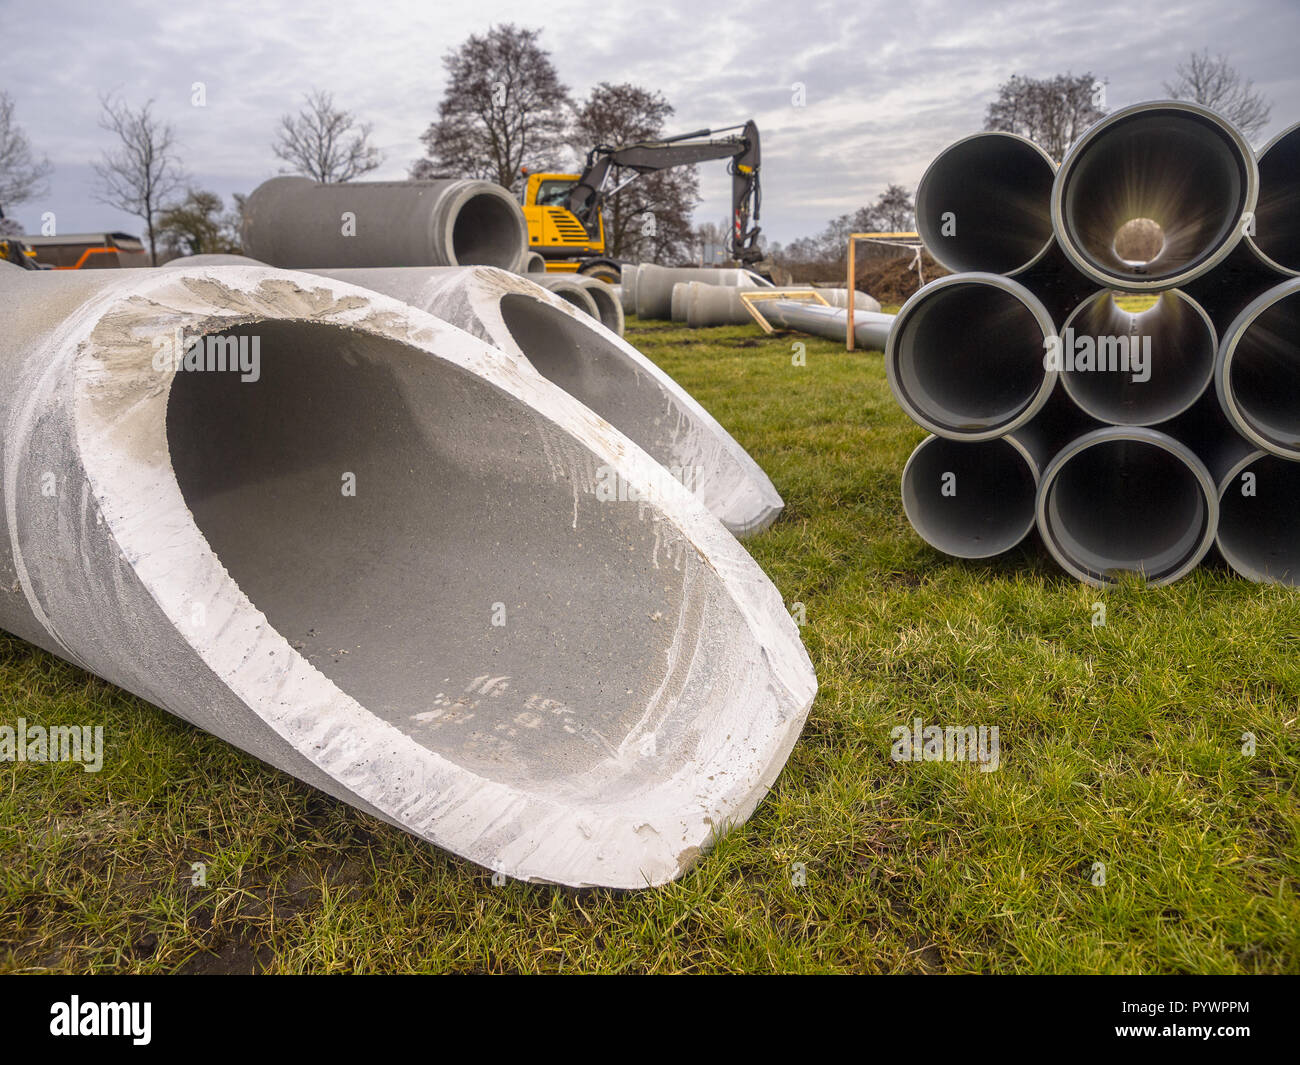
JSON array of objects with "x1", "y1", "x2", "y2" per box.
[
  {"x1": 0, "y1": 266, "x2": 814, "y2": 889},
  {"x1": 1052, "y1": 101, "x2": 1258, "y2": 291},
  {"x1": 1036, "y1": 427, "x2": 1217, "y2": 586},
  {"x1": 902, "y1": 435, "x2": 1040, "y2": 558},
  {"x1": 1248, "y1": 121, "x2": 1300, "y2": 276},
  {"x1": 1060, "y1": 289, "x2": 1216, "y2": 425},
  {"x1": 523, "y1": 251, "x2": 548, "y2": 274},
  {"x1": 1217, "y1": 279, "x2": 1300, "y2": 459},
  {"x1": 886, "y1": 273, "x2": 1058, "y2": 440},
  {"x1": 916, "y1": 132, "x2": 1057, "y2": 275},
  {"x1": 532, "y1": 275, "x2": 601, "y2": 321},
  {"x1": 573, "y1": 278, "x2": 626, "y2": 336},
  {"x1": 1216, "y1": 451, "x2": 1300, "y2": 585}
]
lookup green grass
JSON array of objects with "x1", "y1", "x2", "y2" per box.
[{"x1": 2, "y1": 317, "x2": 1298, "y2": 973}]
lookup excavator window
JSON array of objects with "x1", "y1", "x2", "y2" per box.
[{"x1": 535, "y1": 179, "x2": 576, "y2": 207}]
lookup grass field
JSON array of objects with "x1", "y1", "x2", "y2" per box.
[{"x1": 2, "y1": 314, "x2": 1298, "y2": 974}]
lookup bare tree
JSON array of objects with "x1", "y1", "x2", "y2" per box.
[
  {"x1": 91, "y1": 95, "x2": 186, "y2": 265},
  {"x1": 0, "y1": 90, "x2": 52, "y2": 217},
  {"x1": 414, "y1": 24, "x2": 571, "y2": 192},
  {"x1": 985, "y1": 73, "x2": 1107, "y2": 161},
  {"x1": 157, "y1": 188, "x2": 241, "y2": 259},
  {"x1": 874, "y1": 184, "x2": 915, "y2": 233},
  {"x1": 1164, "y1": 51, "x2": 1272, "y2": 140},
  {"x1": 272, "y1": 89, "x2": 383, "y2": 183},
  {"x1": 570, "y1": 82, "x2": 698, "y2": 263}
]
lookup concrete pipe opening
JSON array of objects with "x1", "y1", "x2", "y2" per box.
[
  {"x1": 1249, "y1": 122, "x2": 1300, "y2": 276},
  {"x1": 1218, "y1": 280, "x2": 1300, "y2": 458},
  {"x1": 916, "y1": 132, "x2": 1056, "y2": 275},
  {"x1": 1060, "y1": 290, "x2": 1216, "y2": 424},
  {"x1": 576, "y1": 279, "x2": 626, "y2": 335},
  {"x1": 523, "y1": 251, "x2": 548, "y2": 274},
  {"x1": 902, "y1": 435, "x2": 1039, "y2": 558},
  {"x1": 533, "y1": 276, "x2": 601, "y2": 320},
  {"x1": 1216, "y1": 452, "x2": 1300, "y2": 585},
  {"x1": 1052, "y1": 101, "x2": 1257, "y2": 290},
  {"x1": 1037, "y1": 428, "x2": 1217, "y2": 586},
  {"x1": 886, "y1": 273, "x2": 1057, "y2": 440}
]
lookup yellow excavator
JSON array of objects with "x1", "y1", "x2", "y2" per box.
[{"x1": 520, "y1": 120, "x2": 762, "y2": 282}]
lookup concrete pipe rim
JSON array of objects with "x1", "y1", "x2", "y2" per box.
[
  {"x1": 1059, "y1": 289, "x2": 1217, "y2": 425},
  {"x1": 1035, "y1": 426, "x2": 1218, "y2": 587},
  {"x1": 1216, "y1": 278, "x2": 1300, "y2": 459},
  {"x1": 917, "y1": 130, "x2": 1058, "y2": 276},
  {"x1": 901, "y1": 433, "x2": 1040, "y2": 558},
  {"x1": 1051, "y1": 100, "x2": 1259, "y2": 291},
  {"x1": 1245, "y1": 120, "x2": 1300, "y2": 277},
  {"x1": 1215, "y1": 449, "x2": 1300, "y2": 585},
  {"x1": 885, "y1": 272, "x2": 1059, "y2": 441},
  {"x1": 433, "y1": 180, "x2": 530, "y2": 271}
]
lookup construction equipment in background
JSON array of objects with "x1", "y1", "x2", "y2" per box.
[
  {"x1": 0, "y1": 236, "x2": 40, "y2": 269},
  {"x1": 20, "y1": 231, "x2": 148, "y2": 269},
  {"x1": 520, "y1": 120, "x2": 762, "y2": 282}
]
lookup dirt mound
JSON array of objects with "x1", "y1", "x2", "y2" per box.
[{"x1": 855, "y1": 251, "x2": 949, "y2": 306}]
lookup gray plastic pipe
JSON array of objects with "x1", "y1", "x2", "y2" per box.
[
  {"x1": 901, "y1": 433, "x2": 1045, "y2": 558},
  {"x1": 0, "y1": 261, "x2": 815, "y2": 888},
  {"x1": 917, "y1": 131, "x2": 1057, "y2": 275},
  {"x1": 167, "y1": 257, "x2": 783, "y2": 535},
  {"x1": 1059, "y1": 289, "x2": 1216, "y2": 425},
  {"x1": 1216, "y1": 278, "x2": 1300, "y2": 458},
  {"x1": 1214, "y1": 447, "x2": 1300, "y2": 585},
  {"x1": 886, "y1": 273, "x2": 1058, "y2": 440},
  {"x1": 1248, "y1": 120, "x2": 1300, "y2": 277},
  {"x1": 241, "y1": 175, "x2": 530, "y2": 271},
  {"x1": 635, "y1": 264, "x2": 769, "y2": 320},
  {"x1": 761, "y1": 299, "x2": 895, "y2": 351},
  {"x1": 1051, "y1": 100, "x2": 1258, "y2": 291},
  {"x1": 1036, "y1": 426, "x2": 1218, "y2": 586}
]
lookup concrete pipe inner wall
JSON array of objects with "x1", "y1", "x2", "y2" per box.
[
  {"x1": 1037, "y1": 427, "x2": 1217, "y2": 586},
  {"x1": 1060, "y1": 290, "x2": 1216, "y2": 425},
  {"x1": 902, "y1": 435, "x2": 1039, "y2": 558},
  {"x1": 886, "y1": 273, "x2": 1058, "y2": 440},
  {"x1": 241, "y1": 176, "x2": 529, "y2": 271},
  {"x1": 0, "y1": 265, "x2": 815, "y2": 888},
  {"x1": 1216, "y1": 451, "x2": 1300, "y2": 585},
  {"x1": 1217, "y1": 280, "x2": 1300, "y2": 458},
  {"x1": 917, "y1": 132, "x2": 1057, "y2": 275},
  {"x1": 1249, "y1": 122, "x2": 1300, "y2": 276},
  {"x1": 530, "y1": 275, "x2": 600, "y2": 320},
  {"x1": 1052, "y1": 101, "x2": 1258, "y2": 290},
  {"x1": 573, "y1": 278, "x2": 626, "y2": 335}
]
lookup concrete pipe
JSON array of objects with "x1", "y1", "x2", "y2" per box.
[
  {"x1": 302, "y1": 266, "x2": 785, "y2": 536},
  {"x1": 571, "y1": 276, "x2": 625, "y2": 336},
  {"x1": 916, "y1": 131, "x2": 1057, "y2": 275},
  {"x1": 1059, "y1": 289, "x2": 1216, "y2": 425},
  {"x1": 1051, "y1": 101, "x2": 1258, "y2": 291},
  {"x1": 1214, "y1": 447, "x2": 1300, "y2": 586},
  {"x1": 670, "y1": 282, "x2": 690, "y2": 323},
  {"x1": 528, "y1": 274, "x2": 601, "y2": 321},
  {"x1": 523, "y1": 251, "x2": 547, "y2": 274},
  {"x1": 620, "y1": 264, "x2": 640, "y2": 315},
  {"x1": 1216, "y1": 278, "x2": 1300, "y2": 459},
  {"x1": 635, "y1": 265, "x2": 768, "y2": 320},
  {"x1": 761, "y1": 299, "x2": 894, "y2": 351},
  {"x1": 1036, "y1": 426, "x2": 1217, "y2": 586},
  {"x1": 816, "y1": 288, "x2": 882, "y2": 313},
  {"x1": 241, "y1": 175, "x2": 530, "y2": 272},
  {"x1": 1248, "y1": 121, "x2": 1300, "y2": 277},
  {"x1": 886, "y1": 273, "x2": 1058, "y2": 440},
  {"x1": 0, "y1": 264, "x2": 815, "y2": 888},
  {"x1": 901, "y1": 433, "x2": 1044, "y2": 558}
]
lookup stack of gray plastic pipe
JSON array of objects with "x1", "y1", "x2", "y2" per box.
[
  {"x1": 892, "y1": 102, "x2": 1300, "y2": 586},
  {"x1": 0, "y1": 259, "x2": 815, "y2": 888}
]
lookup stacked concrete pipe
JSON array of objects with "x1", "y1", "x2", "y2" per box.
[
  {"x1": 672, "y1": 283, "x2": 882, "y2": 328},
  {"x1": 0, "y1": 261, "x2": 815, "y2": 887},
  {"x1": 634, "y1": 265, "x2": 770, "y2": 320},
  {"x1": 894, "y1": 101, "x2": 1300, "y2": 586}
]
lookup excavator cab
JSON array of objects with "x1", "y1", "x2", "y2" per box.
[{"x1": 521, "y1": 170, "x2": 608, "y2": 272}]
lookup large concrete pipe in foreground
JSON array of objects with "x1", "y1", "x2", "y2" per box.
[
  {"x1": 167, "y1": 258, "x2": 783, "y2": 535},
  {"x1": 1216, "y1": 279, "x2": 1300, "y2": 459},
  {"x1": 241, "y1": 176, "x2": 530, "y2": 272},
  {"x1": 917, "y1": 131, "x2": 1057, "y2": 275},
  {"x1": 1051, "y1": 101, "x2": 1258, "y2": 291},
  {"x1": 1036, "y1": 427, "x2": 1218, "y2": 586},
  {"x1": 635, "y1": 265, "x2": 768, "y2": 320},
  {"x1": 901, "y1": 433, "x2": 1043, "y2": 558},
  {"x1": 0, "y1": 263, "x2": 815, "y2": 888},
  {"x1": 761, "y1": 299, "x2": 894, "y2": 351},
  {"x1": 302, "y1": 266, "x2": 785, "y2": 536},
  {"x1": 1059, "y1": 289, "x2": 1217, "y2": 425},
  {"x1": 886, "y1": 273, "x2": 1058, "y2": 440}
]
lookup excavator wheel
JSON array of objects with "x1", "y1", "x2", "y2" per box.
[{"x1": 577, "y1": 259, "x2": 622, "y2": 285}]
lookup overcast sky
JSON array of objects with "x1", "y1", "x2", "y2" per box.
[{"x1": 3, "y1": 0, "x2": 1298, "y2": 244}]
